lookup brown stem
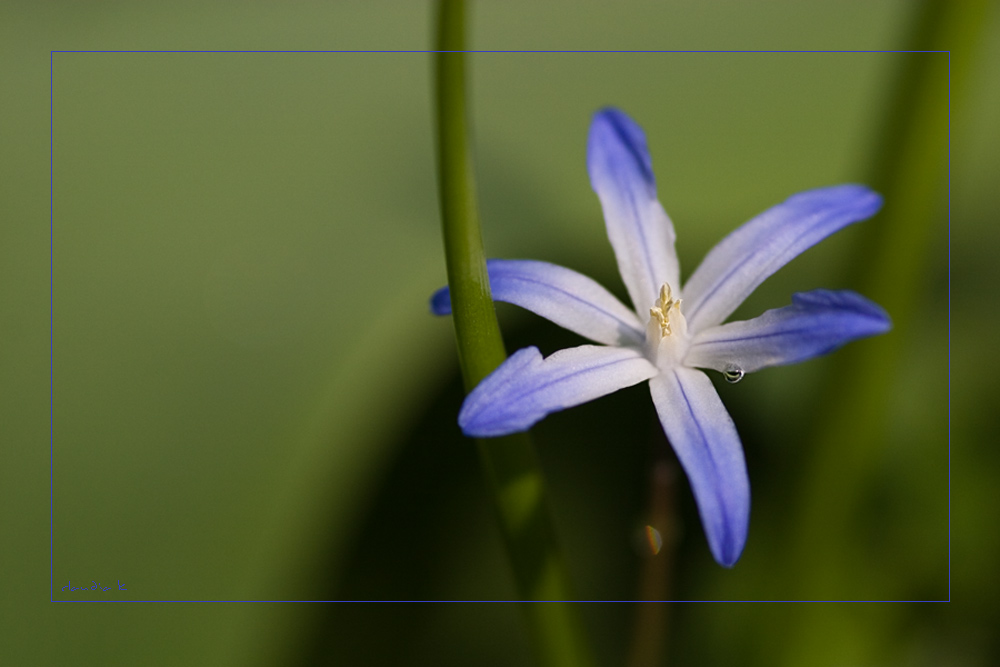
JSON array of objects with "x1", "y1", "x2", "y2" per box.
[{"x1": 627, "y1": 430, "x2": 678, "y2": 667}]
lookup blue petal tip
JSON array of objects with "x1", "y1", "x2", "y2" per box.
[{"x1": 429, "y1": 287, "x2": 452, "y2": 315}]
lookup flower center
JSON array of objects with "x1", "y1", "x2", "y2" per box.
[
  {"x1": 649, "y1": 283, "x2": 683, "y2": 337},
  {"x1": 646, "y1": 283, "x2": 690, "y2": 368}
]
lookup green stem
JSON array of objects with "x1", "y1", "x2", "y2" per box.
[{"x1": 433, "y1": 2, "x2": 595, "y2": 665}]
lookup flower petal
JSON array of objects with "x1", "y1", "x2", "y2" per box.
[
  {"x1": 682, "y1": 185, "x2": 883, "y2": 333},
  {"x1": 588, "y1": 108, "x2": 680, "y2": 316},
  {"x1": 430, "y1": 259, "x2": 645, "y2": 346},
  {"x1": 685, "y1": 289, "x2": 892, "y2": 374},
  {"x1": 648, "y1": 368, "x2": 749, "y2": 567},
  {"x1": 460, "y1": 345, "x2": 658, "y2": 437}
]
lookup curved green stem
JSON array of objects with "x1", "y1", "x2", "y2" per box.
[{"x1": 433, "y1": 2, "x2": 595, "y2": 665}]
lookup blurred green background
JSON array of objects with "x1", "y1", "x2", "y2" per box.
[{"x1": 2, "y1": 1, "x2": 997, "y2": 665}]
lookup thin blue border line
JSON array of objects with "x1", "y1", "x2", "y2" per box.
[
  {"x1": 50, "y1": 598, "x2": 950, "y2": 603},
  {"x1": 49, "y1": 48, "x2": 952, "y2": 604},
  {"x1": 50, "y1": 50, "x2": 55, "y2": 604},
  {"x1": 947, "y1": 51, "x2": 952, "y2": 604},
  {"x1": 49, "y1": 49, "x2": 948, "y2": 54}
]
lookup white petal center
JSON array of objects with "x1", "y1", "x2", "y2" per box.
[{"x1": 645, "y1": 283, "x2": 691, "y2": 369}]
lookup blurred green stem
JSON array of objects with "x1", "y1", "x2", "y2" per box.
[
  {"x1": 433, "y1": 2, "x2": 594, "y2": 665},
  {"x1": 782, "y1": 0, "x2": 989, "y2": 660},
  {"x1": 791, "y1": 0, "x2": 987, "y2": 590}
]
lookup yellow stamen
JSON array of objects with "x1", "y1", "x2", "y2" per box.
[{"x1": 649, "y1": 284, "x2": 682, "y2": 337}]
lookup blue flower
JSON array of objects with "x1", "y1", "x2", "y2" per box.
[{"x1": 431, "y1": 108, "x2": 891, "y2": 567}]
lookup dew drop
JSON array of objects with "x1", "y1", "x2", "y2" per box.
[{"x1": 723, "y1": 365, "x2": 744, "y2": 384}]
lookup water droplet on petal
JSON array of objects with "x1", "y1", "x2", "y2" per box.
[{"x1": 723, "y1": 365, "x2": 744, "y2": 384}]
